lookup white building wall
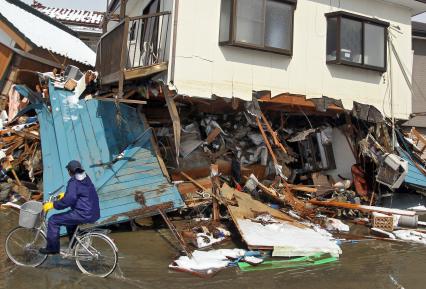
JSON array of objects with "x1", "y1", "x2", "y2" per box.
[{"x1": 171, "y1": 0, "x2": 414, "y2": 119}]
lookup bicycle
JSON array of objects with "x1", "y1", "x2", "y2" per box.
[{"x1": 4, "y1": 193, "x2": 118, "y2": 278}]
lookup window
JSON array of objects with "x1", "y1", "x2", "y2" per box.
[
  {"x1": 326, "y1": 11, "x2": 388, "y2": 72},
  {"x1": 219, "y1": 0, "x2": 297, "y2": 55}
]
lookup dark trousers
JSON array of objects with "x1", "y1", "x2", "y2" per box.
[{"x1": 46, "y1": 211, "x2": 88, "y2": 252}]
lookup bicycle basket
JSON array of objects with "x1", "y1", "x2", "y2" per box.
[{"x1": 19, "y1": 201, "x2": 43, "y2": 228}]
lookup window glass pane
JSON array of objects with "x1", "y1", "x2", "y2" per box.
[
  {"x1": 265, "y1": 0, "x2": 292, "y2": 50},
  {"x1": 219, "y1": 0, "x2": 232, "y2": 42},
  {"x1": 364, "y1": 23, "x2": 385, "y2": 68},
  {"x1": 326, "y1": 17, "x2": 337, "y2": 61},
  {"x1": 235, "y1": 0, "x2": 264, "y2": 46},
  {"x1": 340, "y1": 18, "x2": 362, "y2": 64}
]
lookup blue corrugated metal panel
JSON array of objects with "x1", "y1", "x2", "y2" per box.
[
  {"x1": 17, "y1": 83, "x2": 184, "y2": 224},
  {"x1": 397, "y1": 147, "x2": 426, "y2": 188}
]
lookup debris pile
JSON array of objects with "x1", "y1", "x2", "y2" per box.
[
  {"x1": 139, "y1": 90, "x2": 426, "y2": 276},
  {"x1": 0, "y1": 96, "x2": 42, "y2": 204},
  {"x1": 3, "y1": 63, "x2": 426, "y2": 278}
]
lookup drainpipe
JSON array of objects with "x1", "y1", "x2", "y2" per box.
[{"x1": 169, "y1": 0, "x2": 179, "y2": 84}]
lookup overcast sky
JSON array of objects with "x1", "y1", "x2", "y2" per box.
[
  {"x1": 413, "y1": 13, "x2": 426, "y2": 22},
  {"x1": 21, "y1": 0, "x2": 107, "y2": 12}
]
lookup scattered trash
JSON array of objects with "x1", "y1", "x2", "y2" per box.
[
  {"x1": 324, "y1": 218, "x2": 350, "y2": 232},
  {"x1": 238, "y1": 253, "x2": 338, "y2": 272},
  {"x1": 169, "y1": 249, "x2": 246, "y2": 276},
  {"x1": 393, "y1": 230, "x2": 426, "y2": 244}
]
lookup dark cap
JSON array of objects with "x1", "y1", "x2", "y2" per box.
[{"x1": 66, "y1": 160, "x2": 83, "y2": 173}]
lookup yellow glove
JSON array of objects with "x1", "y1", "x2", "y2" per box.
[
  {"x1": 57, "y1": 192, "x2": 65, "y2": 200},
  {"x1": 43, "y1": 202, "x2": 54, "y2": 213}
]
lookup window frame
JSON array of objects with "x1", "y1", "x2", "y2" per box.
[
  {"x1": 219, "y1": 0, "x2": 297, "y2": 56},
  {"x1": 325, "y1": 11, "x2": 389, "y2": 72}
]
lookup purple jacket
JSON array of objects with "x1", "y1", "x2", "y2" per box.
[{"x1": 53, "y1": 173, "x2": 100, "y2": 222}]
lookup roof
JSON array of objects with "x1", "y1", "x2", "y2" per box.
[
  {"x1": 413, "y1": 21, "x2": 426, "y2": 37},
  {"x1": 384, "y1": 0, "x2": 426, "y2": 15},
  {"x1": 0, "y1": 0, "x2": 95, "y2": 66},
  {"x1": 31, "y1": 1, "x2": 104, "y2": 28},
  {"x1": 402, "y1": 115, "x2": 426, "y2": 127},
  {"x1": 15, "y1": 83, "x2": 184, "y2": 225}
]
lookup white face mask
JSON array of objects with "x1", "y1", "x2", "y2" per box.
[{"x1": 75, "y1": 172, "x2": 87, "y2": 181}]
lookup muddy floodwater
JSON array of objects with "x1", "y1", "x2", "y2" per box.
[{"x1": 1, "y1": 210, "x2": 426, "y2": 289}]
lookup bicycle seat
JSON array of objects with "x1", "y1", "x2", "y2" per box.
[
  {"x1": 77, "y1": 223, "x2": 97, "y2": 230},
  {"x1": 77, "y1": 224, "x2": 110, "y2": 235}
]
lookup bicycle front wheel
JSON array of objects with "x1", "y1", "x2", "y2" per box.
[
  {"x1": 5, "y1": 227, "x2": 48, "y2": 267},
  {"x1": 75, "y1": 233, "x2": 118, "y2": 278}
]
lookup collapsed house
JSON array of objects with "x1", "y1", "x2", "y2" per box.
[{"x1": 2, "y1": 0, "x2": 426, "y2": 278}]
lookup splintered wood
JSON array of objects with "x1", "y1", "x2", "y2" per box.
[
  {"x1": 0, "y1": 124, "x2": 41, "y2": 171},
  {"x1": 223, "y1": 184, "x2": 302, "y2": 225}
]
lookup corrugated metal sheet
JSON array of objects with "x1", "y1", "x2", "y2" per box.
[
  {"x1": 16, "y1": 83, "x2": 184, "y2": 225},
  {"x1": 32, "y1": 3, "x2": 104, "y2": 26},
  {"x1": 0, "y1": 0, "x2": 95, "y2": 65}
]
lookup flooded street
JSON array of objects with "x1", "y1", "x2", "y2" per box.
[{"x1": 1, "y1": 210, "x2": 426, "y2": 289}]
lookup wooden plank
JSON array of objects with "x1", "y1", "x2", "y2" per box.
[
  {"x1": 226, "y1": 186, "x2": 303, "y2": 225},
  {"x1": 0, "y1": 20, "x2": 32, "y2": 51},
  {"x1": 105, "y1": 168, "x2": 164, "y2": 185},
  {"x1": 140, "y1": 113, "x2": 171, "y2": 181},
  {"x1": 206, "y1": 127, "x2": 221, "y2": 144},
  {"x1": 77, "y1": 102, "x2": 106, "y2": 180},
  {"x1": 100, "y1": 189, "x2": 176, "y2": 209},
  {"x1": 84, "y1": 101, "x2": 113, "y2": 167},
  {"x1": 100, "y1": 184, "x2": 175, "y2": 203},
  {"x1": 124, "y1": 62, "x2": 168, "y2": 81},
  {"x1": 412, "y1": 128, "x2": 426, "y2": 153},
  {"x1": 163, "y1": 84, "x2": 181, "y2": 161},
  {"x1": 309, "y1": 200, "x2": 416, "y2": 216},
  {"x1": 258, "y1": 94, "x2": 343, "y2": 113},
  {"x1": 255, "y1": 116, "x2": 277, "y2": 164},
  {"x1": 129, "y1": 11, "x2": 171, "y2": 21},
  {"x1": 101, "y1": 175, "x2": 170, "y2": 192},
  {"x1": 259, "y1": 111, "x2": 287, "y2": 154},
  {"x1": 180, "y1": 171, "x2": 208, "y2": 191},
  {"x1": 101, "y1": 71, "x2": 121, "y2": 85},
  {"x1": 95, "y1": 97, "x2": 147, "y2": 105},
  {"x1": 69, "y1": 100, "x2": 104, "y2": 182},
  {"x1": 113, "y1": 164, "x2": 161, "y2": 176},
  {"x1": 211, "y1": 164, "x2": 220, "y2": 221},
  {"x1": 49, "y1": 84, "x2": 75, "y2": 182},
  {"x1": 0, "y1": 43, "x2": 13, "y2": 81}
]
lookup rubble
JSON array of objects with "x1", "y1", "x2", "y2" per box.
[{"x1": 3, "y1": 62, "x2": 426, "y2": 279}]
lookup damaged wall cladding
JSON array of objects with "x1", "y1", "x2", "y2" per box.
[{"x1": 17, "y1": 83, "x2": 184, "y2": 225}]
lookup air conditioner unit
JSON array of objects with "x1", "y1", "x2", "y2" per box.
[{"x1": 376, "y1": 153, "x2": 408, "y2": 189}]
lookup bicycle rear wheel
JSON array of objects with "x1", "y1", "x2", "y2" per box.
[
  {"x1": 5, "y1": 227, "x2": 47, "y2": 267},
  {"x1": 75, "y1": 233, "x2": 117, "y2": 277}
]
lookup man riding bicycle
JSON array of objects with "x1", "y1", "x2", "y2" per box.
[{"x1": 39, "y1": 160, "x2": 100, "y2": 255}]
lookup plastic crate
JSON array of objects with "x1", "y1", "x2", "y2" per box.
[{"x1": 372, "y1": 214, "x2": 394, "y2": 232}]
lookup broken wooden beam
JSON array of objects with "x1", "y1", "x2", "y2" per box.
[
  {"x1": 255, "y1": 116, "x2": 277, "y2": 164},
  {"x1": 259, "y1": 111, "x2": 287, "y2": 154},
  {"x1": 309, "y1": 200, "x2": 416, "y2": 216},
  {"x1": 180, "y1": 171, "x2": 209, "y2": 191},
  {"x1": 206, "y1": 127, "x2": 221, "y2": 144},
  {"x1": 95, "y1": 96, "x2": 147, "y2": 105}
]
